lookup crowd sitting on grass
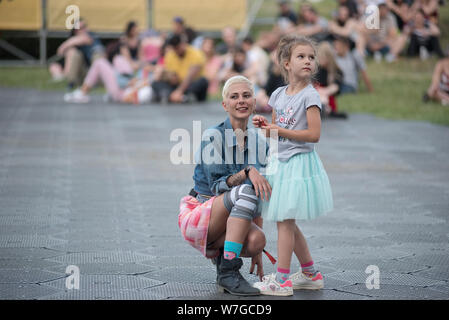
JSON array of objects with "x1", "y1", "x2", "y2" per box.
[{"x1": 54, "y1": 0, "x2": 448, "y2": 109}]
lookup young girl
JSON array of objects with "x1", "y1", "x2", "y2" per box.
[{"x1": 252, "y1": 35, "x2": 333, "y2": 296}]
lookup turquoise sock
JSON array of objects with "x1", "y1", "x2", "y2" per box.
[{"x1": 223, "y1": 241, "x2": 243, "y2": 260}]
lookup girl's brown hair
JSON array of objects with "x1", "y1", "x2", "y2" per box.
[{"x1": 276, "y1": 34, "x2": 318, "y2": 83}]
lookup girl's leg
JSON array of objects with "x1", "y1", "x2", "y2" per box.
[
  {"x1": 83, "y1": 57, "x2": 123, "y2": 101},
  {"x1": 292, "y1": 224, "x2": 313, "y2": 264},
  {"x1": 288, "y1": 224, "x2": 324, "y2": 289},
  {"x1": 276, "y1": 219, "x2": 296, "y2": 283}
]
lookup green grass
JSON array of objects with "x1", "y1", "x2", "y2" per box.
[
  {"x1": 339, "y1": 58, "x2": 449, "y2": 126},
  {"x1": 1, "y1": 0, "x2": 449, "y2": 125},
  {"x1": 0, "y1": 66, "x2": 68, "y2": 91},
  {"x1": 0, "y1": 66, "x2": 105, "y2": 93}
]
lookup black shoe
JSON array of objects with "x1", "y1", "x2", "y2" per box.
[{"x1": 217, "y1": 257, "x2": 260, "y2": 296}]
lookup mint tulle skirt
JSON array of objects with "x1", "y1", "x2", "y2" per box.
[{"x1": 260, "y1": 150, "x2": 333, "y2": 222}]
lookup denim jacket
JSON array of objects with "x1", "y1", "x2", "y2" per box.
[{"x1": 193, "y1": 118, "x2": 269, "y2": 197}]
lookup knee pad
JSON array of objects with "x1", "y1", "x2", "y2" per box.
[{"x1": 223, "y1": 184, "x2": 259, "y2": 221}]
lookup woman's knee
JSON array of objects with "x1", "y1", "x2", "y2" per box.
[{"x1": 224, "y1": 184, "x2": 259, "y2": 221}]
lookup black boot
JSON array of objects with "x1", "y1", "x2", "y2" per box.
[
  {"x1": 216, "y1": 257, "x2": 260, "y2": 296},
  {"x1": 211, "y1": 248, "x2": 223, "y2": 282}
]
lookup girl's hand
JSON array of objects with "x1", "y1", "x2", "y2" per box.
[
  {"x1": 252, "y1": 115, "x2": 268, "y2": 128},
  {"x1": 248, "y1": 167, "x2": 272, "y2": 201},
  {"x1": 249, "y1": 253, "x2": 264, "y2": 281}
]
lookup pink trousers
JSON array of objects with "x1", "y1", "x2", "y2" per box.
[{"x1": 84, "y1": 57, "x2": 128, "y2": 101}]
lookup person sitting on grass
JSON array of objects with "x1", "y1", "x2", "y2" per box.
[
  {"x1": 151, "y1": 34, "x2": 209, "y2": 103},
  {"x1": 314, "y1": 41, "x2": 348, "y2": 119},
  {"x1": 63, "y1": 57, "x2": 153, "y2": 105},
  {"x1": 403, "y1": 9, "x2": 445, "y2": 60},
  {"x1": 333, "y1": 36, "x2": 373, "y2": 94},
  {"x1": 49, "y1": 18, "x2": 104, "y2": 89},
  {"x1": 423, "y1": 55, "x2": 449, "y2": 106}
]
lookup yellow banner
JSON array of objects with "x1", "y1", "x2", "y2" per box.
[
  {"x1": 47, "y1": 0, "x2": 148, "y2": 32},
  {"x1": 153, "y1": 0, "x2": 247, "y2": 31},
  {"x1": 0, "y1": 0, "x2": 42, "y2": 30}
]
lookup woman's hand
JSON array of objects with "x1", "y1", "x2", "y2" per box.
[
  {"x1": 248, "y1": 167, "x2": 272, "y2": 201},
  {"x1": 252, "y1": 115, "x2": 268, "y2": 128},
  {"x1": 249, "y1": 253, "x2": 264, "y2": 281}
]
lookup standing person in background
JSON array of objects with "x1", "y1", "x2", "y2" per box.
[{"x1": 252, "y1": 35, "x2": 333, "y2": 296}]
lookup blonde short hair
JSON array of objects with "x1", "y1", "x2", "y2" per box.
[{"x1": 222, "y1": 75, "x2": 255, "y2": 100}]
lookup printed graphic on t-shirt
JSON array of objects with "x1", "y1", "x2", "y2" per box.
[{"x1": 276, "y1": 106, "x2": 296, "y2": 142}]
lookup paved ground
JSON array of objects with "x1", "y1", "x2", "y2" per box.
[{"x1": 0, "y1": 88, "x2": 448, "y2": 300}]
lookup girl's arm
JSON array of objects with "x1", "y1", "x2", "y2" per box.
[{"x1": 276, "y1": 106, "x2": 321, "y2": 143}]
